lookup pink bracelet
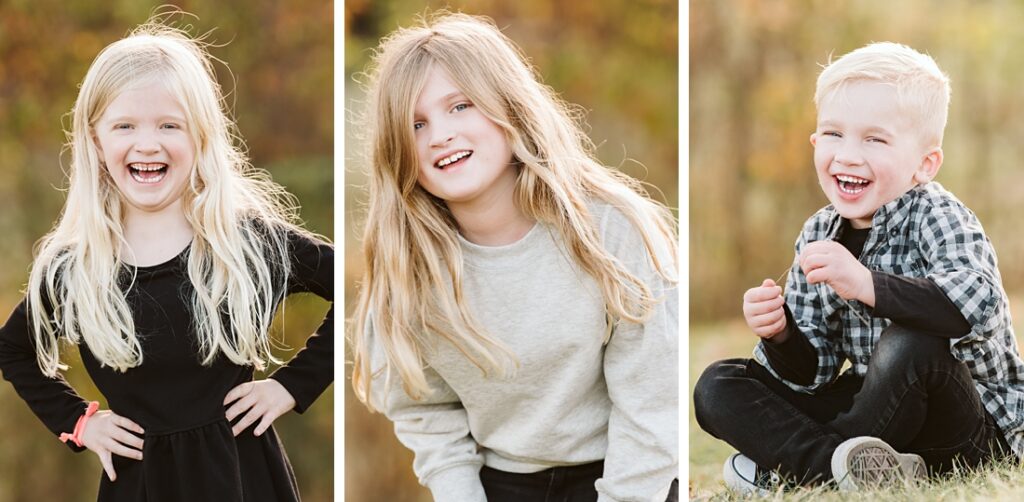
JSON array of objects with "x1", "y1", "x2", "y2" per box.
[{"x1": 59, "y1": 401, "x2": 100, "y2": 447}]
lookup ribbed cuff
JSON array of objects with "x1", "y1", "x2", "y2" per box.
[{"x1": 425, "y1": 463, "x2": 487, "y2": 502}]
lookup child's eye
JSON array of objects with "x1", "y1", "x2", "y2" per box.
[
  {"x1": 822, "y1": 131, "x2": 841, "y2": 138},
  {"x1": 452, "y1": 103, "x2": 471, "y2": 112},
  {"x1": 867, "y1": 137, "x2": 888, "y2": 144},
  {"x1": 413, "y1": 122, "x2": 425, "y2": 131},
  {"x1": 114, "y1": 123, "x2": 133, "y2": 130},
  {"x1": 161, "y1": 123, "x2": 181, "y2": 130}
]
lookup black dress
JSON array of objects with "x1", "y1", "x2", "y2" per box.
[{"x1": 0, "y1": 230, "x2": 333, "y2": 501}]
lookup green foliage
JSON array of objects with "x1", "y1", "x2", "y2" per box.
[
  {"x1": 0, "y1": 2, "x2": 332, "y2": 500},
  {"x1": 344, "y1": 0, "x2": 677, "y2": 500}
]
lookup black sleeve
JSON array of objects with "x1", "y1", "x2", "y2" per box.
[
  {"x1": 871, "y1": 271, "x2": 971, "y2": 338},
  {"x1": 268, "y1": 231, "x2": 334, "y2": 414},
  {"x1": 760, "y1": 304, "x2": 818, "y2": 386},
  {"x1": 0, "y1": 298, "x2": 89, "y2": 452}
]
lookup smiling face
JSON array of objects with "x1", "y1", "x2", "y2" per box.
[
  {"x1": 93, "y1": 80, "x2": 196, "y2": 218},
  {"x1": 810, "y1": 81, "x2": 942, "y2": 228},
  {"x1": 413, "y1": 66, "x2": 516, "y2": 210}
]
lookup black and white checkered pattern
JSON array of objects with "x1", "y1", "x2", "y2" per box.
[{"x1": 754, "y1": 182, "x2": 1024, "y2": 458}]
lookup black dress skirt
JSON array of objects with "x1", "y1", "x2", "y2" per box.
[{"x1": 0, "y1": 230, "x2": 333, "y2": 502}]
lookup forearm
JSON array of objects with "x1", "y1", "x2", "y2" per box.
[
  {"x1": 761, "y1": 306, "x2": 818, "y2": 385},
  {"x1": 269, "y1": 305, "x2": 333, "y2": 412},
  {"x1": 598, "y1": 286, "x2": 678, "y2": 500},
  {"x1": 871, "y1": 271, "x2": 971, "y2": 338},
  {"x1": 0, "y1": 300, "x2": 89, "y2": 451}
]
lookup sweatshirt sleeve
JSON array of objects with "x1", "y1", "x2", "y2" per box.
[
  {"x1": 367, "y1": 320, "x2": 487, "y2": 502},
  {"x1": 594, "y1": 206, "x2": 678, "y2": 502},
  {"x1": 268, "y1": 231, "x2": 334, "y2": 413},
  {"x1": 0, "y1": 298, "x2": 90, "y2": 452}
]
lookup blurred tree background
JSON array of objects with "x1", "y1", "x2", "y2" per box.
[
  {"x1": 345, "y1": 0, "x2": 677, "y2": 500},
  {"x1": 0, "y1": 1, "x2": 332, "y2": 501},
  {"x1": 691, "y1": 0, "x2": 1024, "y2": 495},
  {"x1": 691, "y1": 0, "x2": 1024, "y2": 323}
]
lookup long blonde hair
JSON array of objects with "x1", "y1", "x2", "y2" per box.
[
  {"x1": 351, "y1": 13, "x2": 678, "y2": 408},
  {"x1": 28, "y1": 18, "x2": 309, "y2": 376}
]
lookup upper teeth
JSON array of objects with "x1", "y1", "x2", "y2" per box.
[
  {"x1": 437, "y1": 151, "x2": 471, "y2": 167},
  {"x1": 837, "y1": 175, "x2": 868, "y2": 184},
  {"x1": 130, "y1": 163, "x2": 166, "y2": 171}
]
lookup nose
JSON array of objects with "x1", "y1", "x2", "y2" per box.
[
  {"x1": 428, "y1": 121, "x2": 454, "y2": 149},
  {"x1": 133, "y1": 130, "x2": 162, "y2": 155},
  {"x1": 832, "y1": 138, "x2": 862, "y2": 167}
]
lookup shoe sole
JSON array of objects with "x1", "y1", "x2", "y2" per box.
[{"x1": 832, "y1": 437, "x2": 926, "y2": 491}]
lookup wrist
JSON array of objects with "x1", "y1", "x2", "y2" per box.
[
  {"x1": 764, "y1": 326, "x2": 790, "y2": 343},
  {"x1": 59, "y1": 401, "x2": 100, "y2": 447},
  {"x1": 859, "y1": 267, "x2": 876, "y2": 307}
]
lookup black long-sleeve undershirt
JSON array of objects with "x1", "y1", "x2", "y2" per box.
[{"x1": 762, "y1": 221, "x2": 971, "y2": 386}]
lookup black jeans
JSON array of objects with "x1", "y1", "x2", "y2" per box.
[
  {"x1": 480, "y1": 461, "x2": 679, "y2": 502},
  {"x1": 693, "y1": 324, "x2": 1011, "y2": 485}
]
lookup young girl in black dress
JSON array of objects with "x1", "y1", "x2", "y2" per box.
[{"x1": 0, "y1": 18, "x2": 333, "y2": 502}]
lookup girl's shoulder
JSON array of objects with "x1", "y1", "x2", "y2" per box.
[
  {"x1": 586, "y1": 197, "x2": 677, "y2": 270},
  {"x1": 242, "y1": 217, "x2": 332, "y2": 250}
]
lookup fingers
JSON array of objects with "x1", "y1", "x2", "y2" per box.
[
  {"x1": 231, "y1": 406, "x2": 263, "y2": 437},
  {"x1": 743, "y1": 293, "x2": 785, "y2": 317},
  {"x1": 225, "y1": 392, "x2": 258, "y2": 423},
  {"x1": 225, "y1": 381, "x2": 295, "y2": 436},
  {"x1": 744, "y1": 283, "x2": 783, "y2": 304},
  {"x1": 749, "y1": 304, "x2": 785, "y2": 327},
  {"x1": 107, "y1": 438, "x2": 144, "y2": 461},
  {"x1": 116, "y1": 415, "x2": 145, "y2": 436},
  {"x1": 112, "y1": 427, "x2": 145, "y2": 451},
  {"x1": 801, "y1": 239, "x2": 839, "y2": 256},
  {"x1": 751, "y1": 311, "x2": 787, "y2": 338},
  {"x1": 223, "y1": 381, "x2": 253, "y2": 407},
  {"x1": 254, "y1": 413, "x2": 277, "y2": 437},
  {"x1": 99, "y1": 450, "x2": 117, "y2": 482}
]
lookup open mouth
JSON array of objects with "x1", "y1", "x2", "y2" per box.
[
  {"x1": 129, "y1": 163, "x2": 168, "y2": 184},
  {"x1": 835, "y1": 174, "x2": 870, "y2": 195},
  {"x1": 435, "y1": 150, "x2": 472, "y2": 170}
]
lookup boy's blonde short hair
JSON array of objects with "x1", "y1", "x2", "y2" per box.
[{"x1": 814, "y1": 42, "x2": 951, "y2": 148}]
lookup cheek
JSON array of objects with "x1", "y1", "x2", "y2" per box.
[{"x1": 813, "y1": 149, "x2": 830, "y2": 170}]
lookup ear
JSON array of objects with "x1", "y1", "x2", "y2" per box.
[
  {"x1": 809, "y1": 132, "x2": 818, "y2": 146},
  {"x1": 913, "y1": 147, "x2": 943, "y2": 184},
  {"x1": 91, "y1": 130, "x2": 104, "y2": 158}
]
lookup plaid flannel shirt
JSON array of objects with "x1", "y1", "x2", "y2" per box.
[{"x1": 754, "y1": 181, "x2": 1024, "y2": 458}]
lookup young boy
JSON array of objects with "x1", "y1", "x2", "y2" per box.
[{"x1": 694, "y1": 42, "x2": 1024, "y2": 494}]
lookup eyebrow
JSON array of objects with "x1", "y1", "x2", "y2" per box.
[
  {"x1": 102, "y1": 115, "x2": 187, "y2": 124},
  {"x1": 415, "y1": 91, "x2": 468, "y2": 116},
  {"x1": 817, "y1": 120, "x2": 894, "y2": 136}
]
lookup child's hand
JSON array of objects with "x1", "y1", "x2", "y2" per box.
[
  {"x1": 224, "y1": 379, "x2": 296, "y2": 437},
  {"x1": 743, "y1": 278, "x2": 788, "y2": 340},
  {"x1": 80, "y1": 410, "x2": 145, "y2": 482},
  {"x1": 799, "y1": 241, "x2": 875, "y2": 306}
]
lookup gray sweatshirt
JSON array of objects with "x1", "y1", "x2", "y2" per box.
[{"x1": 369, "y1": 202, "x2": 678, "y2": 502}]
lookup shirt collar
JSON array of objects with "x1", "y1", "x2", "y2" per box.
[{"x1": 824, "y1": 183, "x2": 928, "y2": 241}]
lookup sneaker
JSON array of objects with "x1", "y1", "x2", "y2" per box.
[
  {"x1": 723, "y1": 453, "x2": 780, "y2": 496},
  {"x1": 831, "y1": 436, "x2": 927, "y2": 491}
]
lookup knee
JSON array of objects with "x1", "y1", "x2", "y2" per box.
[
  {"x1": 693, "y1": 359, "x2": 745, "y2": 429},
  {"x1": 871, "y1": 324, "x2": 951, "y2": 374}
]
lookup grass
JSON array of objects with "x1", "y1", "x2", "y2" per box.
[{"x1": 688, "y1": 295, "x2": 1024, "y2": 501}]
